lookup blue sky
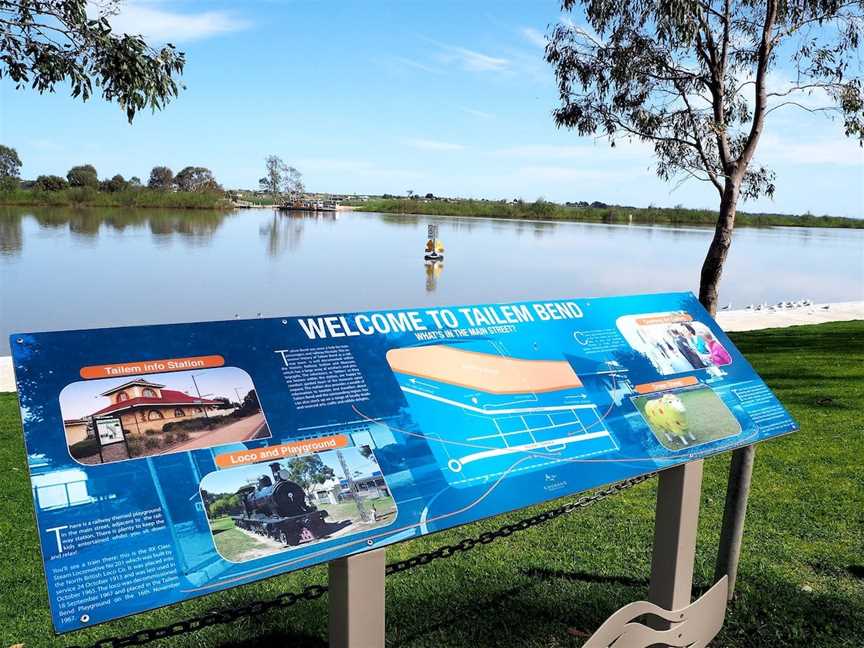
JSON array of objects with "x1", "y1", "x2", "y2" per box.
[{"x1": 1, "y1": 0, "x2": 862, "y2": 216}]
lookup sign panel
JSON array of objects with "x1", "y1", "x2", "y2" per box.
[
  {"x1": 10, "y1": 293, "x2": 797, "y2": 632},
  {"x1": 95, "y1": 417, "x2": 125, "y2": 446}
]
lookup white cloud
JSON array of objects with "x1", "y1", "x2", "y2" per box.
[
  {"x1": 423, "y1": 38, "x2": 510, "y2": 72},
  {"x1": 105, "y1": 2, "x2": 249, "y2": 43},
  {"x1": 297, "y1": 158, "x2": 425, "y2": 181},
  {"x1": 448, "y1": 46, "x2": 509, "y2": 71},
  {"x1": 517, "y1": 164, "x2": 651, "y2": 183},
  {"x1": 403, "y1": 138, "x2": 466, "y2": 151},
  {"x1": 496, "y1": 139, "x2": 655, "y2": 160},
  {"x1": 521, "y1": 27, "x2": 547, "y2": 48},
  {"x1": 391, "y1": 57, "x2": 443, "y2": 75}
]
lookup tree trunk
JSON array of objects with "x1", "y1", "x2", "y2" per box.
[{"x1": 699, "y1": 179, "x2": 740, "y2": 315}]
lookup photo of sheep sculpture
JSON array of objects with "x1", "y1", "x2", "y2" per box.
[{"x1": 644, "y1": 393, "x2": 696, "y2": 446}]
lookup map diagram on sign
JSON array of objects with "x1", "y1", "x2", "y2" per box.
[{"x1": 387, "y1": 342, "x2": 619, "y2": 486}]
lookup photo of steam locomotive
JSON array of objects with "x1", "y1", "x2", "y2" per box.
[
  {"x1": 201, "y1": 445, "x2": 398, "y2": 562},
  {"x1": 232, "y1": 462, "x2": 331, "y2": 546}
]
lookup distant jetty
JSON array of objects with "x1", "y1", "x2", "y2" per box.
[{"x1": 276, "y1": 199, "x2": 337, "y2": 212}]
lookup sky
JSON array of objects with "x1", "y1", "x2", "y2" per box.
[
  {"x1": 59, "y1": 367, "x2": 256, "y2": 419},
  {"x1": 1, "y1": 0, "x2": 862, "y2": 216}
]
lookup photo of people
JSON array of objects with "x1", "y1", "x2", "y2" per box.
[
  {"x1": 632, "y1": 385, "x2": 742, "y2": 451},
  {"x1": 199, "y1": 445, "x2": 397, "y2": 563},
  {"x1": 617, "y1": 312, "x2": 733, "y2": 376},
  {"x1": 59, "y1": 367, "x2": 271, "y2": 465}
]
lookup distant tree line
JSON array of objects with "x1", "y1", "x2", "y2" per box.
[{"x1": 0, "y1": 145, "x2": 223, "y2": 195}]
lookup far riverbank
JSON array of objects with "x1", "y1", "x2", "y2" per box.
[
  {"x1": 0, "y1": 188, "x2": 231, "y2": 210},
  {"x1": 352, "y1": 198, "x2": 863, "y2": 229}
]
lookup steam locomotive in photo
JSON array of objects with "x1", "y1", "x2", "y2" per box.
[{"x1": 232, "y1": 462, "x2": 330, "y2": 546}]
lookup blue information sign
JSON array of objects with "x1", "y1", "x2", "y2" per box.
[{"x1": 11, "y1": 292, "x2": 796, "y2": 632}]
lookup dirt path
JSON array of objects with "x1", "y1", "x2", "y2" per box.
[{"x1": 170, "y1": 412, "x2": 268, "y2": 452}]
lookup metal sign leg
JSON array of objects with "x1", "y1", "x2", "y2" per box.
[
  {"x1": 328, "y1": 549, "x2": 386, "y2": 648},
  {"x1": 648, "y1": 460, "x2": 704, "y2": 615},
  {"x1": 715, "y1": 444, "x2": 755, "y2": 599}
]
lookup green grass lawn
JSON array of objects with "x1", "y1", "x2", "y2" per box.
[
  {"x1": 321, "y1": 495, "x2": 397, "y2": 522},
  {"x1": 209, "y1": 517, "x2": 277, "y2": 563},
  {"x1": 1, "y1": 321, "x2": 862, "y2": 647}
]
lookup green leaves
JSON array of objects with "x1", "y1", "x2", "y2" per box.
[
  {"x1": 0, "y1": 0, "x2": 185, "y2": 121},
  {"x1": 547, "y1": 0, "x2": 864, "y2": 200},
  {"x1": 0, "y1": 144, "x2": 22, "y2": 178}
]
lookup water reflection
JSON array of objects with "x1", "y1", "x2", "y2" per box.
[
  {"x1": 0, "y1": 205, "x2": 861, "y2": 354},
  {"x1": 0, "y1": 205, "x2": 233, "y2": 255},
  {"x1": 425, "y1": 260, "x2": 444, "y2": 292}
]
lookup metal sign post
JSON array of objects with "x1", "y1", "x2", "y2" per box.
[
  {"x1": 648, "y1": 460, "x2": 703, "y2": 613},
  {"x1": 328, "y1": 549, "x2": 386, "y2": 648}
]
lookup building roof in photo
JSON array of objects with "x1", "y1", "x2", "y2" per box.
[
  {"x1": 92, "y1": 389, "x2": 219, "y2": 416},
  {"x1": 99, "y1": 378, "x2": 167, "y2": 397}
]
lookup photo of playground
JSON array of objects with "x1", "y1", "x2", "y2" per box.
[
  {"x1": 631, "y1": 385, "x2": 742, "y2": 451},
  {"x1": 617, "y1": 312, "x2": 733, "y2": 375},
  {"x1": 59, "y1": 367, "x2": 271, "y2": 464},
  {"x1": 200, "y1": 445, "x2": 397, "y2": 563}
]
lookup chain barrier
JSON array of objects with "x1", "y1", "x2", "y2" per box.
[{"x1": 71, "y1": 474, "x2": 654, "y2": 648}]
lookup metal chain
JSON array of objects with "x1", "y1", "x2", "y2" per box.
[
  {"x1": 384, "y1": 474, "x2": 654, "y2": 576},
  {"x1": 71, "y1": 474, "x2": 653, "y2": 648},
  {"x1": 72, "y1": 584, "x2": 330, "y2": 648}
]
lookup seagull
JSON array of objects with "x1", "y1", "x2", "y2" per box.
[
  {"x1": 820, "y1": 304, "x2": 831, "y2": 310},
  {"x1": 720, "y1": 302, "x2": 732, "y2": 311},
  {"x1": 745, "y1": 304, "x2": 754, "y2": 310}
]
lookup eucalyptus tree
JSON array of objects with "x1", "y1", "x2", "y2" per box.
[
  {"x1": 260, "y1": 156, "x2": 304, "y2": 198},
  {"x1": 0, "y1": 0, "x2": 185, "y2": 121},
  {"x1": 0, "y1": 144, "x2": 21, "y2": 178},
  {"x1": 66, "y1": 164, "x2": 98, "y2": 188},
  {"x1": 148, "y1": 166, "x2": 174, "y2": 191},
  {"x1": 176, "y1": 166, "x2": 220, "y2": 192},
  {"x1": 546, "y1": 0, "x2": 863, "y2": 315},
  {"x1": 546, "y1": 0, "x2": 863, "y2": 599}
]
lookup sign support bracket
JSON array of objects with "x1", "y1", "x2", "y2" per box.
[
  {"x1": 648, "y1": 460, "x2": 703, "y2": 615},
  {"x1": 328, "y1": 548, "x2": 386, "y2": 648}
]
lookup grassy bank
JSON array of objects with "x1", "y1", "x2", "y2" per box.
[
  {"x1": 1, "y1": 321, "x2": 862, "y2": 647},
  {"x1": 353, "y1": 198, "x2": 864, "y2": 228},
  {"x1": 0, "y1": 187, "x2": 231, "y2": 209}
]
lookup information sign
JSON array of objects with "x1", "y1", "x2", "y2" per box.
[
  {"x1": 10, "y1": 293, "x2": 797, "y2": 632},
  {"x1": 95, "y1": 417, "x2": 125, "y2": 446}
]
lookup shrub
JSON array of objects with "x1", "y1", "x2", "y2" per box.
[
  {"x1": 34, "y1": 175, "x2": 68, "y2": 191},
  {"x1": 127, "y1": 437, "x2": 144, "y2": 457},
  {"x1": 68, "y1": 437, "x2": 100, "y2": 459},
  {"x1": 0, "y1": 176, "x2": 19, "y2": 192},
  {"x1": 144, "y1": 427, "x2": 161, "y2": 436},
  {"x1": 144, "y1": 437, "x2": 161, "y2": 450},
  {"x1": 66, "y1": 186, "x2": 97, "y2": 204},
  {"x1": 174, "y1": 430, "x2": 190, "y2": 442},
  {"x1": 162, "y1": 432, "x2": 176, "y2": 446},
  {"x1": 67, "y1": 164, "x2": 99, "y2": 188}
]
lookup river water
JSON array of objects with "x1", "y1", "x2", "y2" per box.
[{"x1": 1, "y1": 206, "x2": 861, "y2": 353}]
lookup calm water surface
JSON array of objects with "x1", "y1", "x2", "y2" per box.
[{"x1": 1, "y1": 206, "x2": 862, "y2": 353}]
